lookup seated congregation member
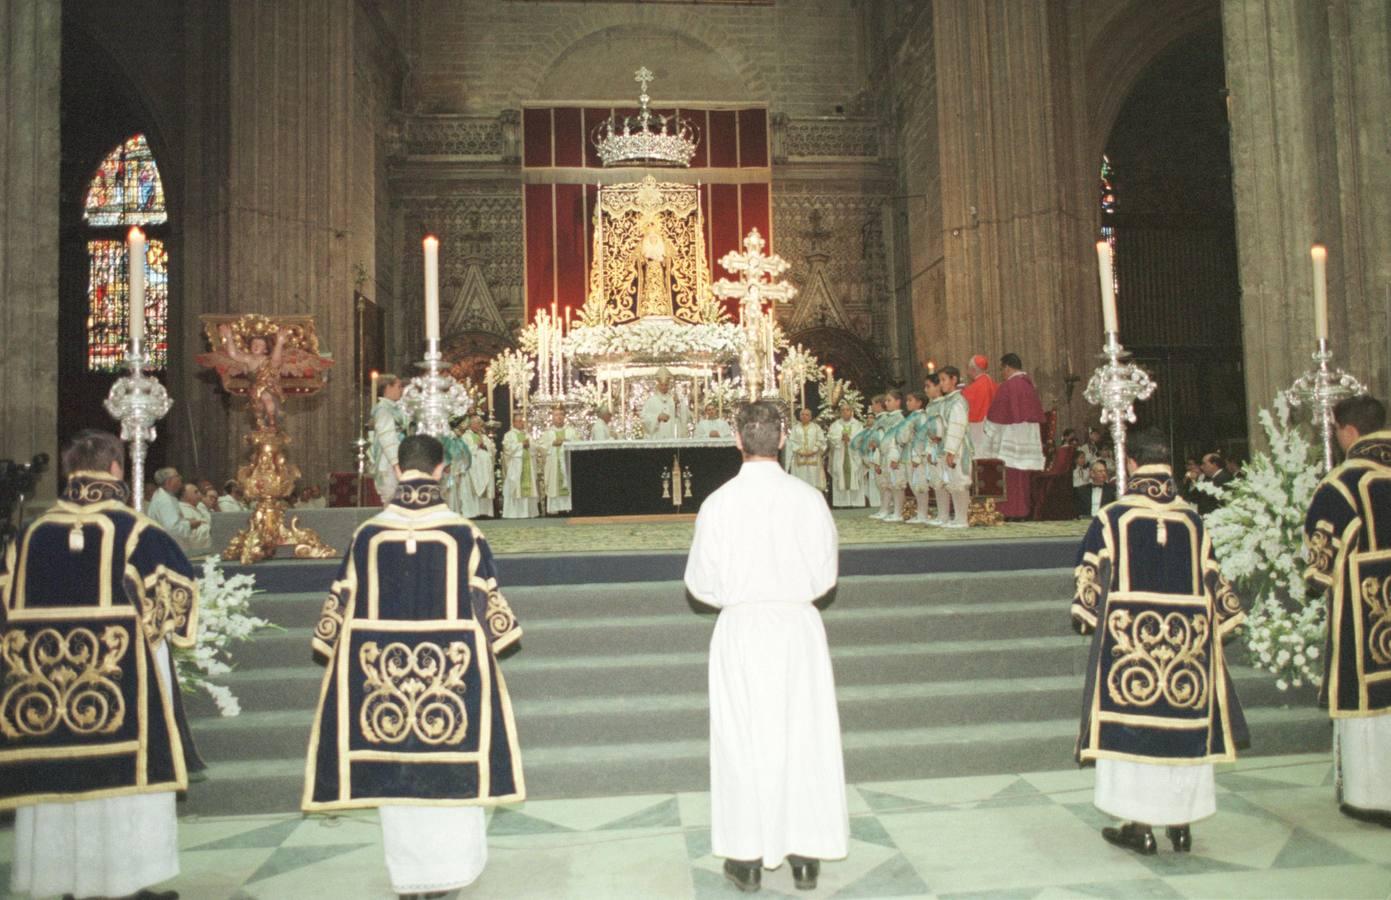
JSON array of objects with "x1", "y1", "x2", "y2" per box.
[
  {"x1": 539, "y1": 406, "x2": 578, "y2": 516},
  {"x1": 1071, "y1": 429, "x2": 1247, "y2": 856},
  {"x1": 826, "y1": 402, "x2": 866, "y2": 508},
  {"x1": 149, "y1": 466, "x2": 210, "y2": 553},
  {"x1": 1074, "y1": 459, "x2": 1117, "y2": 519},
  {"x1": 303, "y1": 434, "x2": 525, "y2": 897},
  {"x1": 218, "y1": 478, "x2": 247, "y2": 512},
  {"x1": 501, "y1": 411, "x2": 539, "y2": 519},
  {"x1": 785, "y1": 407, "x2": 827, "y2": 491},
  {"x1": 1302, "y1": 394, "x2": 1391, "y2": 826},
  {"x1": 693, "y1": 401, "x2": 733, "y2": 439},
  {"x1": 685, "y1": 402, "x2": 848, "y2": 892},
  {"x1": 932, "y1": 365, "x2": 974, "y2": 528},
  {"x1": 2, "y1": 429, "x2": 202, "y2": 900},
  {"x1": 179, "y1": 483, "x2": 213, "y2": 552}
]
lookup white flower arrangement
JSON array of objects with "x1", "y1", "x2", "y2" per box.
[
  {"x1": 1195, "y1": 395, "x2": 1324, "y2": 689},
  {"x1": 175, "y1": 557, "x2": 276, "y2": 717},
  {"x1": 566, "y1": 321, "x2": 744, "y2": 361}
]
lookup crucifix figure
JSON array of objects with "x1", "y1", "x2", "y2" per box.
[{"x1": 711, "y1": 228, "x2": 798, "y2": 400}]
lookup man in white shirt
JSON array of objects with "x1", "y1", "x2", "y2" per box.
[
  {"x1": 217, "y1": 479, "x2": 247, "y2": 512},
  {"x1": 500, "y1": 412, "x2": 539, "y2": 519},
  {"x1": 148, "y1": 467, "x2": 209, "y2": 553},
  {"x1": 178, "y1": 484, "x2": 213, "y2": 553},
  {"x1": 539, "y1": 406, "x2": 579, "y2": 515},
  {"x1": 369, "y1": 375, "x2": 409, "y2": 505},
  {"x1": 692, "y1": 402, "x2": 732, "y2": 439},
  {"x1": 826, "y1": 403, "x2": 865, "y2": 508},
  {"x1": 785, "y1": 407, "x2": 827, "y2": 492},
  {"x1": 685, "y1": 401, "x2": 848, "y2": 893},
  {"x1": 641, "y1": 368, "x2": 685, "y2": 439}
]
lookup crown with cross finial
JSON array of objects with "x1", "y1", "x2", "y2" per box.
[{"x1": 591, "y1": 67, "x2": 700, "y2": 168}]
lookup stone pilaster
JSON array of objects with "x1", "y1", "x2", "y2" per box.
[
  {"x1": 0, "y1": 0, "x2": 60, "y2": 492},
  {"x1": 1223, "y1": 0, "x2": 1391, "y2": 428}
]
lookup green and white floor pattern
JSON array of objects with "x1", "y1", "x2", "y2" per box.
[{"x1": 5, "y1": 752, "x2": 1388, "y2": 899}]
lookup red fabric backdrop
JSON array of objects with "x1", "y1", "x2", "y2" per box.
[{"x1": 522, "y1": 106, "x2": 771, "y2": 320}]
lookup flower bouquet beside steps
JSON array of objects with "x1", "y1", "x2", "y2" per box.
[
  {"x1": 174, "y1": 557, "x2": 278, "y2": 717},
  {"x1": 1194, "y1": 395, "x2": 1324, "y2": 692}
]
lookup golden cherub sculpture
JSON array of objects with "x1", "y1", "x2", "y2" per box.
[{"x1": 197, "y1": 314, "x2": 337, "y2": 563}]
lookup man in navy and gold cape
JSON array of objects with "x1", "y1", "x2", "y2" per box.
[
  {"x1": 1, "y1": 429, "x2": 200, "y2": 900},
  {"x1": 1070, "y1": 430, "x2": 1247, "y2": 855},
  {"x1": 303, "y1": 433, "x2": 524, "y2": 896},
  {"x1": 1302, "y1": 394, "x2": 1391, "y2": 826}
]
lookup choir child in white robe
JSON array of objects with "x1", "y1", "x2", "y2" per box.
[
  {"x1": 539, "y1": 406, "x2": 578, "y2": 515},
  {"x1": 684, "y1": 401, "x2": 848, "y2": 892},
  {"x1": 457, "y1": 414, "x2": 496, "y2": 518},
  {"x1": 785, "y1": 407, "x2": 828, "y2": 491},
  {"x1": 1071, "y1": 429, "x2": 1247, "y2": 856},
  {"x1": 590, "y1": 406, "x2": 615, "y2": 441},
  {"x1": 641, "y1": 367, "x2": 686, "y2": 439},
  {"x1": 692, "y1": 401, "x2": 733, "y2": 439},
  {"x1": 369, "y1": 374, "x2": 409, "y2": 505},
  {"x1": 3, "y1": 430, "x2": 201, "y2": 900},
  {"x1": 826, "y1": 403, "x2": 866, "y2": 508},
  {"x1": 1302, "y1": 394, "x2": 1391, "y2": 827},
  {"x1": 442, "y1": 420, "x2": 474, "y2": 517},
  {"x1": 933, "y1": 366, "x2": 974, "y2": 528},
  {"x1": 854, "y1": 397, "x2": 885, "y2": 513},
  {"x1": 874, "y1": 390, "x2": 907, "y2": 521},
  {"x1": 501, "y1": 411, "x2": 539, "y2": 519},
  {"x1": 900, "y1": 391, "x2": 932, "y2": 524},
  {"x1": 303, "y1": 435, "x2": 524, "y2": 896},
  {"x1": 148, "y1": 466, "x2": 210, "y2": 552}
]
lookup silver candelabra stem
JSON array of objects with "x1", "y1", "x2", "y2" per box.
[
  {"x1": 102, "y1": 344, "x2": 172, "y2": 512},
  {"x1": 1284, "y1": 339, "x2": 1366, "y2": 473},
  {"x1": 1083, "y1": 331, "x2": 1157, "y2": 497},
  {"x1": 403, "y1": 338, "x2": 472, "y2": 439}
]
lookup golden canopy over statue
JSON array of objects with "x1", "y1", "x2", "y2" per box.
[{"x1": 583, "y1": 176, "x2": 714, "y2": 326}]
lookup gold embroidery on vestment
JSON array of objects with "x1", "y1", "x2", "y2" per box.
[
  {"x1": 1359, "y1": 574, "x2": 1391, "y2": 666},
  {"x1": 358, "y1": 640, "x2": 472, "y2": 745},
  {"x1": 1307, "y1": 521, "x2": 1338, "y2": 578},
  {"x1": 1074, "y1": 561, "x2": 1103, "y2": 613},
  {"x1": 485, "y1": 587, "x2": 518, "y2": 639},
  {"x1": 142, "y1": 572, "x2": 194, "y2": 642},
  {"x1": 0, "y1": 626, "x2": 131, "y2": 739},
  {"x1": 1105, "y1": 609, "x2": 1210, "y2": 709}
]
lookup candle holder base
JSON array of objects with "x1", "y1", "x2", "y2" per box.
[{"x1": 223, "y1": 426, "x2": 337, "y2": 564}]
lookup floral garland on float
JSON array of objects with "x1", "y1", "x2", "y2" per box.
[{"x1": 1195, "y1": 395, "x2": 1324, "y2": 691}]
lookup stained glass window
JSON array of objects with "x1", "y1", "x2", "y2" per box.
[
  {"x1": 83, "y1": 135, "x2": 168, "y2": 227},
  {"x1": 84, "y1": 134, "x2": 170, "y2": 372},
  {"x1": 1099, "y1": 154, "x2": 1118, "y2": 296}
]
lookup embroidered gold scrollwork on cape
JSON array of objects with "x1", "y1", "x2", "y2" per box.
[
  {"x1": 142, "y1": 570, "x2": 195, "y2": 644},
  {"x1": 315, "y1": 596, "x2": 345, "y2": 647},
  {"x1": 358, "y1": 640, "x2": 472, "y2": 745},
  {"x1": 485, "y1": 587, "x2": 518, "y2": 640},
  {"x1": 1105, "y1": 609, "x2": 1210, "y2": 710},
  {"x1": 1359, "y1": 574, "x2": 1391, "y2": 666},
  {"x1": 1305, "y1": 520, "x2": 1338, "y2": 583},
  {"x1": 1212, "y1": 572, "x2": 1243, "y2": 623},
  {"x1": 0, "y1": 626, "x2": 131, "y2": 739},
  {"x1": 1074, "y1": 559, "x2": 1104, "y2": 615}
]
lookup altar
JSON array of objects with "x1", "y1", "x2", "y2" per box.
[{"x1": 566, "y1": 438, "x2": 740, "y2": 516}]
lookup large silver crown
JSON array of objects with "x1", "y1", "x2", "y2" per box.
[{"x1": 591, "y1": 67, "x2": 699, "y2": 168}]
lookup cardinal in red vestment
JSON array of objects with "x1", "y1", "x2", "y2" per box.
[{"x1": 982, "y1": 353, "x2": 1046, "y2": 518}]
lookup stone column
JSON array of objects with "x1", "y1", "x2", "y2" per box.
[
  {"x1": 1223, "y1": 0, "x2": 1391, "y2": 429},
  {"x1": 0, "y1": 0, "x2": 60, "y2": 493},
  {"x1": 931, "y1": 0, "x2": 1095, "y2": 416}
]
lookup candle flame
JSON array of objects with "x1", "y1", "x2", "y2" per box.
[
  {"x1": 1311, "y1": 244, "x2": 1327, "y2": 261},
  {"x1": 423, "y1": 234, "x2": 439, "y2": 247},
  {"x1": 128, "y1": 226, "x2": 145, "y2": 242}
]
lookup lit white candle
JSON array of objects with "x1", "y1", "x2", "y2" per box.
[
  {"x1": 1311, "y1": 244, "x2": 1328, "y2": 342},
  {"x1": 423, "y1": 235, "x2": 440, "y2": 342},
  {"x1": 128, "y1": 227, "x2": 146, "y2": 349},
  {"x1": 1096, "y1": 240, "x2": 1118, "y2": 334},
  {"x1": 370, "y1": 370, "x2": 379, "y2": 405}
]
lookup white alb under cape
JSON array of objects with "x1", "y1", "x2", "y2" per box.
[
  {"x1": 685, "y1": 460, "x2": 849, "y2": 867},
  {"x1": 1338, "y1": 715, "x2": 1391, "y2": 811},
  {"x1": 380, "y1": 805, "x2": 487, "y2": 893},
  {"x1": 9, "y1": 644, "x2": 180, "y2": 899},
  {"x1": 1094, "y1": 758, "x2": 1215, "y2": 826}
]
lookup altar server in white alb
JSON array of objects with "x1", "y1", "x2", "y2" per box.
[
  {"x1": 685, "y1": 401, "x2": 849, "y2": 893},
  {"x1": 456, "y1": 414, "x2": 496, "y2": 518},
  {"x1": 932, "y1": 365, "x2": 974, "y2": 528},
  {"x1": 1302, "y1": 394, "x2": 1391, "y2": 827},
  {"x1": 785, "y1": 407, "x2": 827, "y2": 491},
  {"x1": 693, "y1": 401, "x2": 732, "y2": 439},
  {"x1": 826, "y1": 402, "x2": 865, "y2": 508},
  {"x1": 2, "y1": 430, "x2": 202, "y2": 900},
  {"x1": 501, "y1": 411, "x2": 539, "y2": 519},
  {"x1": 539, "y1": 406, "x2": 579, "y2": 515},
  {"x1": 369, "y1": 374, "x2": 410, "y2": 505},
  {"x1": 641, "y1": 367, "x2": 686, "y2": 439}
]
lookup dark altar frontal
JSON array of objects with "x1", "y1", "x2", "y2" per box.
[{"x1": 567, "y1": 439, "x2": 742, "y2": 516}]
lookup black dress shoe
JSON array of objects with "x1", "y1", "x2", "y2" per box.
[
  {"x1": 1166, "y1": 824, "x2": 1192, "y2": 852},
  {"x1": 723, "y1": 858, "x2": 761, "y2": 893},
  {"x1": 1340, "y1": 803, "x2": 1391, "y2": 828},
  {"x1": 1101, "y1": 822, "x2": 1157, "y2": 855},
  {"x1": 788, "y1": 855, "x2": 819, "y2": 890}
]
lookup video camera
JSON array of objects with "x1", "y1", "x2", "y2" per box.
[{"x1": 0, "y1": 453, "x2": 50, "y2": 556}]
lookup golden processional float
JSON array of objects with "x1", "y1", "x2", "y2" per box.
[{"x1": 196, "y1": 314, "x2": 338, "y2": 563}]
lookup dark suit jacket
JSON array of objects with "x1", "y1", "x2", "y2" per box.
[{"x1": 1075, "y1": 482, "x2": 1118, "y2": 518}]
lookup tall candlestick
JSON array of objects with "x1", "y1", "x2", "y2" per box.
[
  {"x1": 1096, "y1": 240, "x2": 1118, "y2": 334},
  {"x1": 128, "y1": 227, "x2": 146, "y2": 349},
  {"x1": 1311, "y1": 244, "x2": 1328, "y2": 342},
  {"x1": 423, "y1": 235, "x2": 441, "y2": 341}
]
